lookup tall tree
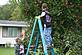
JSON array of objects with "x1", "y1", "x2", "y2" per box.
[
  {"x1": 0, "y1": 0, "x2": 17, "y2": 20},
  {"x1": 9, "y1": 0, "x2": 25, "y2": 21},
  {"x1": 0, "y1": 4, "x2": 12, "y2": 20}
]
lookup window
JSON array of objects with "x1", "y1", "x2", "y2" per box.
[{"x1": 2, "y1": 27, "x2": 22, "y2": 38}]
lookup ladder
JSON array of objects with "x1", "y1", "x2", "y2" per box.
[{"x1": 26, "y1": 16, "x2": 55, "y2": 55}]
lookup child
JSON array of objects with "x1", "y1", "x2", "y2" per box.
[
  {"x1": 40, "y1": 3, "x2": 52, "y2": 48},
  {"x1": 21, "y1": 31, "x2": 25, "y2": 41},
  {"x1": 15, "y1": 37, "x2": 20, "y2": 55},
  {"x1": 19, "y1": 40, "x2": 24, "y2": 55}
]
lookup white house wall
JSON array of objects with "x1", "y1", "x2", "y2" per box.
[
  {"x1": 0, "y1": 26, "x2": 16, "y2": 45},
  {"x1": 0, "y1": 38, "x2": 16, "y2": 47}
]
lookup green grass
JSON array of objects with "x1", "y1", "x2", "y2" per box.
[{"x1": 0, "y1": 47, "x2": 14, "y2": 55}]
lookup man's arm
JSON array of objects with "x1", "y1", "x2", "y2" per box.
[
  {"x1": 40, "y1": 12, "x2": 46, "y2": 18},
  {"x1": 35, "y1": 12, "x2": 45, "y2": 19}
]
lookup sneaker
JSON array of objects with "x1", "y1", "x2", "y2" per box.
[{"x1": 51, "y1": 44, "x2": 54, "y2": 47}]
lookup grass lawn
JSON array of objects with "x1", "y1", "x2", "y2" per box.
[{"x1": 0, "y1": 47, "x2": 14, "y2": 55}]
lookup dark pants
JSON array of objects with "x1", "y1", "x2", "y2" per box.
[{"x1": 20, "y1": 53, "x2": 24, "y2": 55}]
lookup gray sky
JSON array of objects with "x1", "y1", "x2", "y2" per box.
[{"x1": 0, "y1": 0, "x2": 9, "y2": 5}]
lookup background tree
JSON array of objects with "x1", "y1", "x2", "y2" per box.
[
  {"x1": 0, "y1": 0, "x2": 17, "y2": 20},
  {"x1": 0, "y1": 4, "x2": 13, "y2": 20}
]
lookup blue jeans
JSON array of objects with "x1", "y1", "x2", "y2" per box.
[
  {"x1": 14, "y1": 44, "x2": 20, "y2": 55},
  {"x1": 20, "y1": 53, "x2": 24, "y2": 55},
  {"x1": 44, "y1": 27, "x2": 52, "y2": 47}
]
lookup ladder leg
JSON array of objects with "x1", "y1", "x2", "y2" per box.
[
  {"x1": 38, "y1": 19, "x2": 48, "y2": 55},
  {"x1": 26, "y1": 19, "x2": 37, "y2": 55},
  {"x1": 34, "y1": 31, "x2": 39, "y2": 55},
  {"x1": 50, "y1": 48, "x2": 55, "y2": 55}
]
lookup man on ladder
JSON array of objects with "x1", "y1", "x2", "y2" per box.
[
  {"x1": 39, "y1": 3, "x2": 53, "y2": 55},
  {"x1": 40, "y1": 2, "x2": 53, "y2": 49}
]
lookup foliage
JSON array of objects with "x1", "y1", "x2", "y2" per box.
[
  {"x1": 0, "y1": 4, "x2": 13, "y2": 20},
  {"x1": 10, "y1": 6, "x2": 24, "y2": 20},
  {"x1": 0, "y1": 0, "x2": 23, "y2": 21}
]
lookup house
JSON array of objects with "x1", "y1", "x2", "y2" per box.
[{"x1": 0, "y1": 20, "x2": 27, "y2": 47}]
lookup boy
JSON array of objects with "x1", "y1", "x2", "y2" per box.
[
  {"x1": 15, "y1": 37, "x2": 20, "y2": 55},
  {"x1": 40, "y1": 3, "x2": 52, "y2": 48}
]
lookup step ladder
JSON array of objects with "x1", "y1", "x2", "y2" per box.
[{"x1": 26, "y1": 16, "x2": 55, "y2": 55}]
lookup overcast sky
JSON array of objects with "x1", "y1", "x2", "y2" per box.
[{"x1": 0, "y1": 0, "x2": 9, "y2": 5}]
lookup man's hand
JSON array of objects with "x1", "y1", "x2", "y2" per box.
[{"x1": 35, "y1": 16, "x2": 40, "y2": 19}]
